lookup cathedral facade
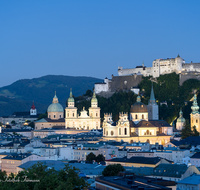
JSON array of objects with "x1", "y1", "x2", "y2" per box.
[
  {"x1": 65, "y1": 89, "x2": 101, "y2": 130},
  {"x1": 35, "y1": 90, "x2": 101, "y2": 131},
  {"x1": 102, "y1": 85, "x2": 173, "y2": 145}
]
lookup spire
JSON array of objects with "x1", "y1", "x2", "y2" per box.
[
  {"x1": 70, "y1": 88, "x2": 73, "y2": 98},
  {"x1": 53, "y1": 92, "x2": 58, "y2": 103},
  {"x1": 68, "y1": 88, "x2": 74, "y2": 103},
  {"x1": 149, "y1": 83, "x2": 156, "y2": 105},
  {"x1": 91, "y1": 89, "x2": 98, "y2": 107},
  {"x1": 179, "y1": 108, "x2": 183, "y2": 116},
  {"x1": 92, "y1": 89, "x2": 96, "y2": 99},
  {"x1": 191, "y1": 94, "x2": 199, "y2": 114},
  {"x1": 177, "y1": 54, "x2": 180, "y2": 58},
  {"x1": 31, "y1": 101, "x2": 36, "y2": 109}
]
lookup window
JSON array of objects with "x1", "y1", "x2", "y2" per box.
[
  {"x1": 111, "y1": 131, "x2": 114, "y2": 136},
  {"x1": 54, "y1": 115, "x2": 55, "y2": 118},
  {"x1": 60, "y1": 115, "x2": 61, "y2": 118},
  {"x1": 142, "y1": 114, "x2": 144, "y2": 119},
  {"x1": 135, "y1": 114, "x2": 138, "y2": 119},
  {"x1": 49, "y1": 115, "x2": 51, "y2": 118},
  {"x1": 73, "y1": 113, "x2": 74, "y2": 117},
  {"x1": 124, "y1": 128, "x2": 127, "y2": 135},
  {"x1": 119, "y1": 128, "x2": 121, "y2": 135},
  {"x1": 96, "y1": 113, "x2": 98, "y2": 117},
  {"x1": 196, "y1": 120, "x2": 198, "y2": 123}
]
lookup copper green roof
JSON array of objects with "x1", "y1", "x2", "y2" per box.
[
  {"x1": 91, "y1": 90, "x2": 97, "y2": 103},
  {"x1": 191, "y1": 94, "x2": 199, "y2": 114},
  {"x1": 68, "y1": 88, "x2": 74, "y2": 103},
  {"x1": 177, "y1": 109, "x2": 185, "y2": 123},
  {"x1": 47, "y1": 93, "x2": 64, "y2": 112}
]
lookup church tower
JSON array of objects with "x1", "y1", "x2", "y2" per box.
[
  {"x1": 30, "y1": 102, "x2": 37, "y2": 115},
  {"x1": 89, "y1": 90, "x2": 101, "y2": 129},
  {"x1": 147, "y1": 83, "x2": 159, "y2": 120},
  {"x1": 176, "y1": 109, "x2": 185, "y2": 130},
  {"x1": 190, "y1": 94, "x2": 200, "y2": 132},
  {"x1": 65, "y1": 89, "x2": 78, "y2": 128}
]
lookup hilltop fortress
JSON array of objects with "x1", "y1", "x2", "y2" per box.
[{"x1": 95, "y1": 55, "x2": 200, "y2": 94}]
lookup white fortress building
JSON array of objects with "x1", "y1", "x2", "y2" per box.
[
  {"x1": 118, "y1": 55, "x2": 200, "y2": 78},
  {"x1": 95, "y1": 55, "x2": 200, "y2": 94}
]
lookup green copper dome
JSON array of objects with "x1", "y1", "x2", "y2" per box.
[
  {"x1": 91, "y1": 91, "x2": 97, "y2": 103},
  {"x1": 177, "y1": 109, "x2": 185, "y2": 123},
  {"x1": 68, "y1": 88, "x2": 74, "y2": 103},
  {"x1": 47, "y1": 93, "x2": 64, "y2": 112},
  {"x1": 130, "y1": 95, "x2": 148, "y2": 113}
]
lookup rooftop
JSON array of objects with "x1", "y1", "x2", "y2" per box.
[{"x1": 96, "y1": 174, "x2": 174, "y2": 190}]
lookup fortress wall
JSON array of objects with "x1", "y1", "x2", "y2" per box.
[
  {"x1": 110, "y1": 75, "x2": 142, "y2": 92},
  {"x1": 179, "y1": 73, "x2": 200, "y2": 85}
]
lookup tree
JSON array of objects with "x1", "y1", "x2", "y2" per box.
[
  {"x1": 192, "y1": 125, "x2": 200, "y2": 136},
  {"x1": 181, "y1": 123, "x2": 192, "y2": 139},
  {"x1": 28, "y1": 122, "x2": 35, "y2": 128},
  {"x1": 95, "y1": 154, "x2": 105, "y2": 163},
  {"x1": 84, "y1": 89, "x2": 93, "y2": 97},
  {"x1": 86, "y1": 152, "x2": 96, "y2": 162},
  {"x1": 11, "y1": 120, "x2": 16, "y2": 125},
  {"x1": 37, "y1": 113, "x2": 47, "y2": 120},
  {"x1": 102, "y1": 164, "x2": 125, "y2": 176},
  {"x1": 0, "y1": 162, "x2": 88, "y2": 190}
]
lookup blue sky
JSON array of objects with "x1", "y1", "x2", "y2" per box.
[{"x1": 0, "y1": 0, "x2": 200, "y2": 87}]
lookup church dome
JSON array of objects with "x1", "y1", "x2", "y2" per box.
[
  {"x1": 177, "y1": 109, "x2": 185, "y2": 123},
  {"x1": 47, "y1": 94, "x2": 64, "y2": 112},
  {"x1": 130, "y1": 95, "x2": 148, "y2": 113}
]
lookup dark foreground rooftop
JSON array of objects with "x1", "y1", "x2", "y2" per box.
[{"x1": 96, "y1": 172, "x2": 175, "y2": 190}]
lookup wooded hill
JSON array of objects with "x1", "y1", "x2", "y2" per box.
[{"x1": 0, "y1": 75, "x2": 102, "y2": 116}]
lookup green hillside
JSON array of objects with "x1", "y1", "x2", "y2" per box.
[{"x1": 0, "y1": 75, "x2": 103, "y2": 116}]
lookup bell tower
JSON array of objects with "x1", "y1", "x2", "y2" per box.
[
  {"x1": 190, "y1": 94, "x2": 200, "y2": 132},
  {"x1": 147, "y1": 83, "x2": 159, "y2": 120}
]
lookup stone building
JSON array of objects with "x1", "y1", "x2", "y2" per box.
[
  {"x1": 35, "y1": 93, "x2": 65, "y2": 130},
  {"x1": 65, "y1": 89, "x2": 101, "y2": 130},
  {"x1": 102, "y1": 87, "x2": 172, "y2": 145},
  {"x1": 95, "y1": 74, "x2": 142, "y2": 94},
  {"x1": 118, "y1": 54, "x2": 200, "y2": 78}
]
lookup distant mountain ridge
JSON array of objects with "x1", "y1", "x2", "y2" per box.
[{"x1": 0, "y1": 75, "x2": 103, "y2": 116}]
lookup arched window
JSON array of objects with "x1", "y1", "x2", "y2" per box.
[
  {"x1": 73, "y1": 113, "x2": 74, "y2": 117},
  {"x1": 135, "y1": 114, "x2": 138, "y2": 119},
  {"x1": 60, "y1": 115, "x2": 61, "y2": 118},
  {"x1": 124, "y1": 128, "x2": 127, "y2": 135},
  {"x1": 119, "y1": 128, "x2": 121, "y2": 135},
  {"x1": 111, "y1": 131, "x2": 114, "y2": 136},
  {"x1": 54, "y1": 115, "x2": 55, "y2": 118},
  {"x1": 106, "y1": 131, "x2": 108, "y2": 136},
  {"x1": 96, "y1": 113, "x2": 98, "y2": 117},
  {"x1": 196, "y1": 120, "x2": 198, "y2": 123},
  {"x1": 142, "y1": 114, "x2": 144, "y2": 119}
]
